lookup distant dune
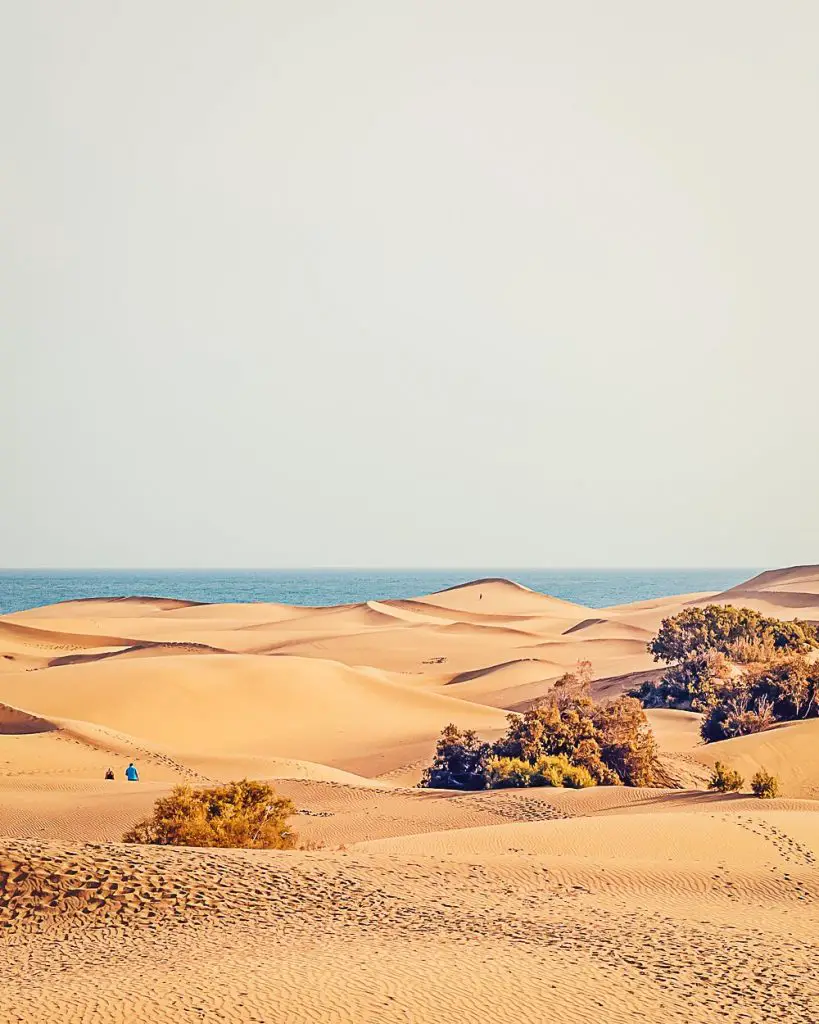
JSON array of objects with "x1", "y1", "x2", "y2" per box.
[{"x1": 697, "y1": 564, "x2": 819, "y2": 617}]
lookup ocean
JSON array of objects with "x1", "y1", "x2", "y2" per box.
[{"x1": 0, "y1": 569, "x2": 758, "y2": 616}]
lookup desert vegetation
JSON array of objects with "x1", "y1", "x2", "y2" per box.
[
  {"x1": 632, "y1": 605, "x2": 818, "y2": 742},
  {"x1": 422, "y1": 662, "x2": 659, "y2": 790},
  {"x1": 751, "y1": 768, "x2": 780, "y2": 799},
  {"x1": 707, "y1": 761, "x2": 744, "y2": 793},
  {"x1": 123, "y1": 779, "x2": 297, "y2": 849}
]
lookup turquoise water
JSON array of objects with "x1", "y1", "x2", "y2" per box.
[{"x1": 0, "y1": 569, "x2": 757, "y2": 615}]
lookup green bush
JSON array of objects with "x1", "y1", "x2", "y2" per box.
[
  {"x1": 529, "y1": 754, "x2": 570, "y2": 787},
  {"x1": 648, "y1": 605, "x2": 817, "y2": 665},
  {"x1": 638, "y1": 607, "x2": 819, "y2": 743},
  {"x1": 562, "y1": 763, "x2": 595, "y2": 788},
  {"x1": 707, "y1": 761, "x2": 744, "y2": 793},
  {"x1": 123, "y1": 779, "x2": 297, "y2": 849},
  {"x1": 751, "y1": 768, "x2": 780, "y2": 799},
  {"x1": 486, "y1": 756, "x2": 533, "y2": 788},
  {"x1": 485, "y1": 753, "x2": 595, "y2": 789}
]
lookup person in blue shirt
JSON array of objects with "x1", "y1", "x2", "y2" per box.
[{"x1": 125, "y1": 762, "x2": 139, "y2": 782}]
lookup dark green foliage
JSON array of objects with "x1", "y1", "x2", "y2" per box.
[
  {"x1": 707, "y1": 761, "x2": 744, "y2": 793},
  {"x1": 700, "y1": 702, "x2": 731, "y2": 743},
  {"x1": 637, "y1": 606, "x2": 819, "y2": 744},
  {"x1": 421, "y1": 665, "x2": 659, "y2": 791},
  {"x1": 648, "y1": 605, "x2": 817, "y2": 665},
  {"x1": 421, "y1": 724, "x2": 491, "y2": 790}
]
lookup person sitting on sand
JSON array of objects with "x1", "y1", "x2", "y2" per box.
[
  {"x1": 104, "y1": 767, "x2": 115, "y2": 780},
  {"x1": 125, "y1": 762, "x2": 139, "y2": 782}
]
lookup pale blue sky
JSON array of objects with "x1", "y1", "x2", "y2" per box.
[{"x1": 3, "y1": 1, "x2": 818, "y2": 567}]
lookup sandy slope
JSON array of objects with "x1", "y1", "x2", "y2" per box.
[
  {"x1": 702, "y1": 565, "x2": 819, "y2": 618},
  {"x1": 1, "y1": 566, "x2": 819, "y2": 1023}
]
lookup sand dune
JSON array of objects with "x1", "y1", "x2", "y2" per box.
[
  {"x1": 691, "y1": 718, "x2": 819, "y2": 799},
  {"x1": 357, "y1": 806, "x2": 819, "y2": 866},
  {"x1": 705, "y1": 565, "x2": 819, "y2": 618},
  {"x1": 2, "y1": 567, "x2": 818, "y2": 1023},
  {"x1": 2, "y1": 808, "x2": 817, "y2": 1024},
  {"x1": 439, "y1": 657, "x2": 564, "y2": 708},
  {"x1": 0, "y1": 653, "x2": 509, "y2": 776},
  {"x1": 7, "y1": 595, "x2": 204, "y2": 619},
  {"x1": 0, "y1": 618, "x2": 135, "y2": 655},
  {"x1": 562, "y1": 616, "x2": 655, "y2": 641},
  {"x1": 413, "y1": 577, "x2": 591, "y2": 616}
]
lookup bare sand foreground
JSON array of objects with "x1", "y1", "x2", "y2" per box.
[{"x1": 1, "y1": 566, "x2": 819, "y2": 1023}]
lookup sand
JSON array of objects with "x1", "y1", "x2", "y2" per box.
[{"x1": 1, "y1": 566, "x2": 818, "y2": 1023}]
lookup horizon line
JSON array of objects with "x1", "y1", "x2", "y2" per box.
[{"x1": 0, "y1": 565, "x2": 765, "y2": 573}]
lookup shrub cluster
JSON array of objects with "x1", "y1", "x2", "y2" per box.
[
  {"x1": 632, "y1": 605, "x2": 819, "y2": 744},
  {"x1": 123, "y1": 779, "x2": 297, "y2": 849},
  {"x1": 647, "y1": 605, "x2": 817, "y2": 665},
  {"x1": 421, "y1": 663, "x2": 659, "y2": 791}
]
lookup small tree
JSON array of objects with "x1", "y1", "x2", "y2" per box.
[
  {"x1": 421, "y1": 724, "x2": 490, "y2": 790},
  {"x1": 593, "y1": 695, "x2": 659, "y2": 786},
  {"x1": 708, "y1": 761, "x2": 744, "y2": 793},
  {"x1": 634, "y1": 651, "x2": 734, "y2": 712},
  {"x1": 751, "y1": 768, "x2": 780, "y2": 799},
  {"x1": 123, "y1": 779, "x2": 297, "y2": 849}
]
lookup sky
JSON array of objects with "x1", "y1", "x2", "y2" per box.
[{"x1": 2, "y1": 1, "x2": 818, "y2": 569}]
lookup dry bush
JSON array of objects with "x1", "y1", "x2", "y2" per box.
[
  {"x1": 743, "y1": 656, "x2": 818, "y2": 720},
  {"x1": 123, "y1": 779, "x2": 297, "y2": 849},
  {"x1": 707, "y1": 761, "x2": 744, "y2": 793},
  {"x1": 594, "y1": 695, "x2": 658, "y2": 786},
  {"x1": 724, "y1": 693, "x2": 776, "y2": 737},
  {"x1": 751, "y1": 768, "x2": 780, "y2": 799}
]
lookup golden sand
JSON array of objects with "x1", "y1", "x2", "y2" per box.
[{"x1": 1, "y1": 568, "x2": 818, "y2": 1022}]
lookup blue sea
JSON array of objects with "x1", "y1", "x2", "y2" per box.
[{"x1": 0, "y1": 569, "x2": 758, "y2": 616}]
